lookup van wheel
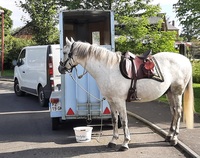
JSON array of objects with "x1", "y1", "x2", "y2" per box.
[
  {"x1": 38, "y1": 86, "x2": 48, "y2": 107},
  {"x1": 14, "y1": 80, "x2": 25, "y2": 96}
]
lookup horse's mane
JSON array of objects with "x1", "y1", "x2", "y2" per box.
[{"x1": 74, "y1": 41, "x2": 121, "y2": 66}]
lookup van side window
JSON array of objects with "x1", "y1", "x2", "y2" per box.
[{"x1": 17, "y1": 49, "x2": 26, "y2": 66}]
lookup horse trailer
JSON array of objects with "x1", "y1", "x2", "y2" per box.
[{"x1": 49, "y1": 10, "x2": 115, "y2": 130}]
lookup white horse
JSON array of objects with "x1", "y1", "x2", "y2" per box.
[{"x1": 59, "y1": 37, "x2": 194, "y2": 151}]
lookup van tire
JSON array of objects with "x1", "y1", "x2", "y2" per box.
[
  {"x1": 14, "y1": 80, "x2": 25, "y2": 96},
  {"x1": 38, "y1": 86, "x2": 48, "y2": 107}
]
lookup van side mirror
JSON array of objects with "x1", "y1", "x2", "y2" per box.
[
  {"x1": 12, "y1": 59, "x2": 24, "y2": 66},
  {"x1": 12, "y1": 60, "x2": 17, "y2": 66}
]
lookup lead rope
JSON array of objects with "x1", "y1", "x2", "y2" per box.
[
  {"x1": 69, "y1": 73, "x2": 104, "y2": 142},
  {"x1": 75, "y1": 67, "x2": 88, "y2": 79}
]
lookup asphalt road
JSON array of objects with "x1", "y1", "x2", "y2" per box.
[{"x1": 0, "y1": 80, "x2": 189, "y2": 158}]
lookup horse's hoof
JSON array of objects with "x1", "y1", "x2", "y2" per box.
[
  {"x1": 170, "y1": 139, "x2": 178, "y2": 146},
  {"x1": 118, "y1": 146, "x2": 128, "y2": 152},
  {"x1": 165, "y1": 136, "x2": 171, "y2": 142},
  {"x1": 107, "y1": 142, "x2": 116, "y2": 148}
]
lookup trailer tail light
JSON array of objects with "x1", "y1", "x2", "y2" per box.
[
  {"x1": 103, "y1": 107, "x2": 111, "y2": 114},
  {"x1": 50, "y1": 98, "x2": 59, "y2": 104},
  {"x1": 67, "y1": 108, "x2": 75, "y2": 115}
]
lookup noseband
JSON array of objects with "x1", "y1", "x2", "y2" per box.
[{"x1": 60, "y1": 42, "x2": 76, "y2": 73}]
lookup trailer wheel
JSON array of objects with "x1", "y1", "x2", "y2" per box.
[
  {"x1": 14, "y1": 80, "x2": 25, "y2": 96},
  {"x1": 52, "y1": 117, "x2": 60, "y2": 130},
  {"x1": 38, "y1": 86, "x2": 48, "y2": 107}
]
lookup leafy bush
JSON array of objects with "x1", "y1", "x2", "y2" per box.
[
  {"x1": 191, "y1": 60, "x2": 200, "y2": 83},
  {"x1": 193, "y1": 83, "x2": 200, "y2": 113},
  {"x1": 4, "y1": 35, "x2": 36, "y2": 69}
]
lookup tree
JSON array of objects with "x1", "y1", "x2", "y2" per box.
[
  {"x1": 17, "y1": 0, "x2": 113, "y2": 45},
  {"x1": 0, "y1": 7, "x2": 35, "y2": 70},
  {"x1": 17, "y1": 0, "x2": 59, "y2": 45},
  {"x1": 17, "y1": 0, "x2": 177, "y2": 53},
  {"x1": 0, "y1": 6, "x2": 13, "y2": 56},
  {"x1": 4, "y1": 35, "x2": 35, "y2": 69},
  {"x1": 0, "y1": 7, "x2": 12, "y2": 37},
  {"x1": 56, "y1": 0, "x2": 113, "y2": 10},
  {"x1": 174, "y1": 0, "x2": 200, "y2": 41},
  {"x1": 115, "y1": 0, "x2": 177, "y2": 54}
]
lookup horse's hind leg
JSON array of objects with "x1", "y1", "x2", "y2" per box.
[{"x1": 166, "y1": 91, "x2": 182, "y2": 146}]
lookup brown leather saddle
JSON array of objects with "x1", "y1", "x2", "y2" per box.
[{"x1": 119, "y1": 50, "x2": 164, "y2": 102}]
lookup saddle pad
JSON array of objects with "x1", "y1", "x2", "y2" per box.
[
  {"x1": 119, "y1": 55, "x2": 164, "y2": 82},
  {"x1": 150, "y1": 57, "x2": 164, "y2": 82}
]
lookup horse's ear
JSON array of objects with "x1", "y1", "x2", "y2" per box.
[
  {"x1": 65, "y1": 37, "x2": 71, "y2": 45},
  {"x1": 71, "y1": 37, "x2": 75, "y2": 43}
]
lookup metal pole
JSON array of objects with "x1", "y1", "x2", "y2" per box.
[
  {"x1": 1, "y1": 11, "x2": 4, "y2": 76},
  {"x1": 0, "y1": 10, "x2": 4, "y2": 77}
]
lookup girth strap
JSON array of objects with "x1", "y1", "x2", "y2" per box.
[{"x1": 126, "y1": 58, "x2": 141, "y2": 102}]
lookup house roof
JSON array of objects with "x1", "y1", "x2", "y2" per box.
[
  {"x1": 12, "y1": 22, "x2": 33, "y2": 36},
  {"x1": 148, "y1": 16, "x2": 163, "y2": 25},
  {"x1": 167, "y1": 22, "x2": 179, "y2": 31}
]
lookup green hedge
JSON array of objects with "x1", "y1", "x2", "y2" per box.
[{"x1": 192, "y1": 60, "x2": 200, "y2": 83}]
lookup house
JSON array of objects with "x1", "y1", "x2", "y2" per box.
[
  {"x1": 148, "y1": 13, "x2": 179, "y2": 37},
  {"x1": 12, "y1": 22, "x2": 33, "y2": 39}
]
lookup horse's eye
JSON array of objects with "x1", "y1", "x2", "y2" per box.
[{"x1": 63, "y1": 51, "x2": 67, "y2": 55}]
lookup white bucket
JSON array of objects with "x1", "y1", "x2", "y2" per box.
[{"x1": 73, "y1": 126, "x2": 93, "y2": 143}]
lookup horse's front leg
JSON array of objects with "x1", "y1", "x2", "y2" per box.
[
  {"x1": 107, "y1": 101, "x2": 131, "y2": 151},
  {"x1": 107, "y1": 106, "x2": 119, "y2": 148},
  {"x1": 118, "y1": 104, "x2": 131, "y2": 151}
]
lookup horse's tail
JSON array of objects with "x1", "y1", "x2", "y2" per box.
[{"x1": 183, "y1": 75, "x2": 194, "y2": 129}]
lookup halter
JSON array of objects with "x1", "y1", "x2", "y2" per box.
[
  {"x1": 60, "y1": 42, "x2": 76, "y2": 73},
  {"x1": 60, "y1": 42, "x2": 88, "y2": 78}
]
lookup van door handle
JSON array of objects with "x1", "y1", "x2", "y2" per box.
[{"x1": 22, "y1": 71, "x2": 25, "y2": 73}]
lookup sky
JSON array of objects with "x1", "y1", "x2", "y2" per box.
[{"x1": 0, "y1": 0, "x2": 179, "y2": 29}]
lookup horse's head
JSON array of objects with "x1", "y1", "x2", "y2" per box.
[{"x1": 58, "y1": 37, "x2": 78, "y2": 74}]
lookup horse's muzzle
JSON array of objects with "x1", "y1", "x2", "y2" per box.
[{"x1": 58, "y1": 64, "x2": 66, "y2": 74}]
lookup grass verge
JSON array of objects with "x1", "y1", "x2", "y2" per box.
[{"x1": 1, "y1": 69, "x2": 14, "y2": 77}]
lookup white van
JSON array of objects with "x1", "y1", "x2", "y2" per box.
[{"x1": 13, "y1": 45, "x2": 61, "y2": 107}]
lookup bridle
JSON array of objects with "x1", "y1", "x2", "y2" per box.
[
  {"x1": 59, "y1": 42, "x2": 87, "y2": 78},
  {"x1": 60, "y1": 42, "x2": 76, "y2": 73}
]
